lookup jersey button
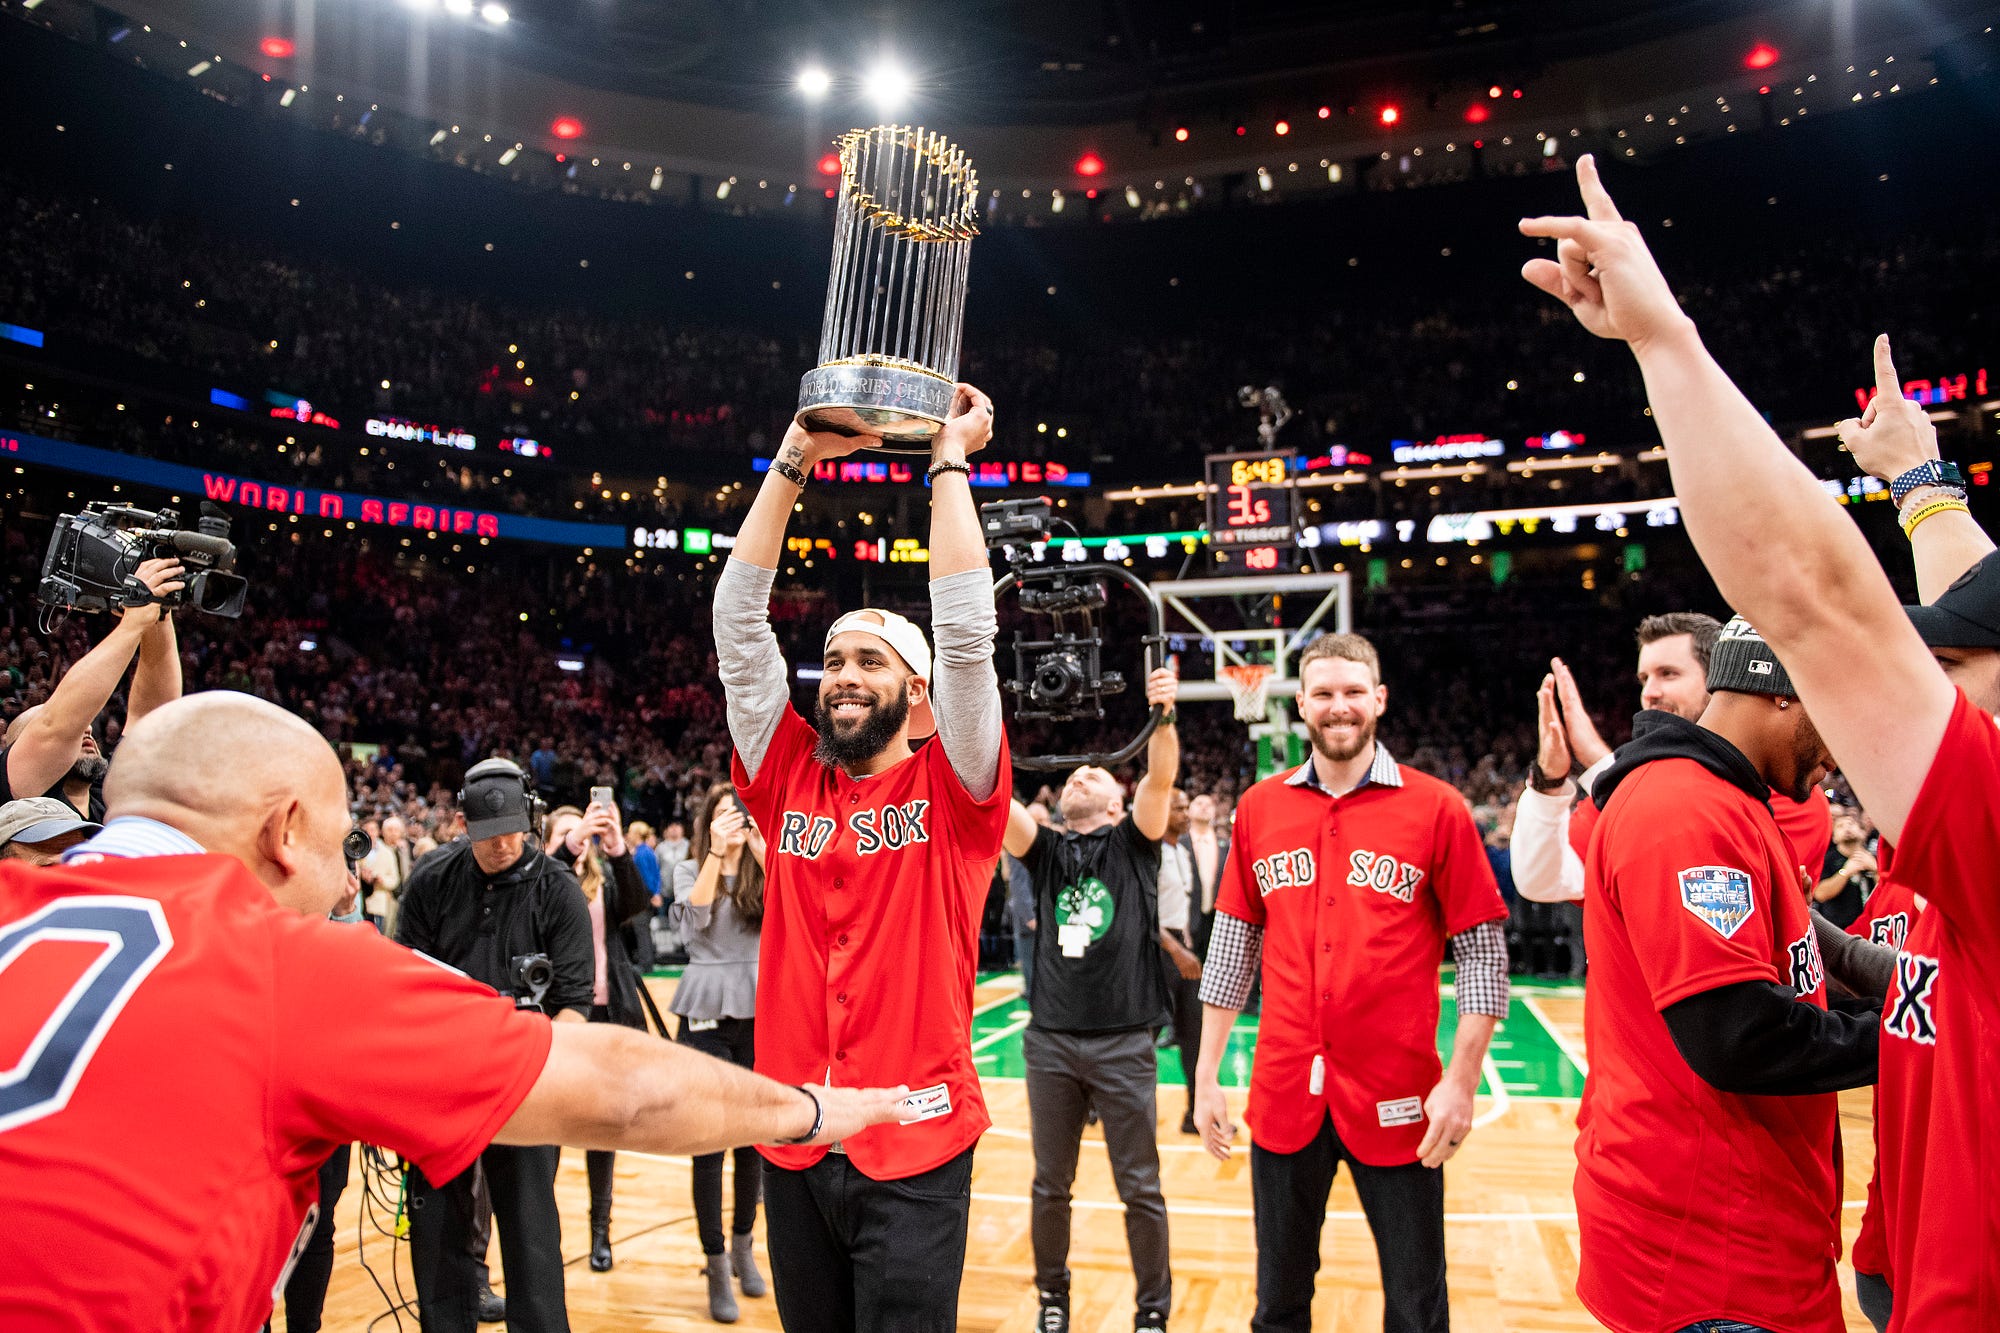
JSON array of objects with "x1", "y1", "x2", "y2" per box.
[
  {"x1": 833, "y1": 877, "x2": 844, "y2": 889},
  {"x1": 849, "y1": 793, "x2": 860, "y2": 805},
  {"x1": 1321, "y1": 990, "x2": 1331, "y2": 1002},
  {"x1": 837, "y1": 1049, "x2": 847, "y2": 1061},
  {"x1": 1322, "y1": 943, "x2": 1331, "y2": 953},
  {"x1": 837, "y1": 992, "x2": 848, "y2": 1004},
  {"x1": 838, "y1": 933, "x2": 849, "y2": 945},
  {"x1": 1325, "y1": 895, "x2": 1334, "y2": 906}
]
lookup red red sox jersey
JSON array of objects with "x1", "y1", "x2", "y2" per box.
[
  {"x1": 1570, "y1": 785, "x2": 1831, "y2": 888},
  {"x1": 1873, "y1": 691, "x2": 2000, "y2": 1331},
  {"x1": 1214, "y1": 753, "x2": 1506, "y2": 1165},
  {"x1": 1576, "y1": 756, "x2": 1840, "y2": 1333},
  {"x1": 734, "y1": 703, "x2": 1010, "y2": 1179},
  {"x1": 1845, "y1": 864, "x2": 1919, "y2": 1283},
  {"x1": 0, "y1": 855, "x2": 551, "y2": 1332}
]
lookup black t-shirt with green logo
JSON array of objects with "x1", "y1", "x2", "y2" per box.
[{"x1": 1022, "y1": 814, "x2": 1168, "y2": 1035}]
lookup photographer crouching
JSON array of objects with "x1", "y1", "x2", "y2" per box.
[{"x1": 395, "y1": 757, "x2": 595, "y2": 1333}]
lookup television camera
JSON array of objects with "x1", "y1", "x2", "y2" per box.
[{"x1": 38, "y1": 501, "x2": 248, "y2": 619}]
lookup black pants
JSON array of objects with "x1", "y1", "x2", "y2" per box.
[
  {"x1": 585, "y1": 1004, "x2": 619, "y2": 1230},
  {"x1": 1024, "y1": 1027, "x2": 1171, "y2": 1320},
  {"x1": 763, "y1": 1146, "x2": 975, "y2": 1333},
  {"x1": 264, "y1": 1143, "x2": 351, "y2": 1333},
  {"x1": 1160, "y1": 933, "x2": 1204, "y2": 1117},
  {"x1": 1854, "y1": 1269, "x2": 1893, "y2": 1333},
  {"x1": 1250, "y1": 1110, "x2": 1447, "y2": 1333},
  {"x1": 411, "y1": 1144, "x2": 568, "y2": 1333},
  {"x1": 680, "y1": 1015, "x2": 762, "y2": 1255}
]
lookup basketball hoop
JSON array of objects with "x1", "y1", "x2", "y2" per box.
[{"x1": 1221, "y1": 663, "x2": 1274, "y2": 723}]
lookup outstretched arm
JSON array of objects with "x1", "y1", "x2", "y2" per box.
[
  {"x1": 126, "y1": 613, "x2": 182, "y2": 728},
  {"x1": 1130, "y1": 667, "x2": 1181, "y2": 841},
  {"x1": 1835, "y1": 341, "x2": 1996, "y2": 604},
  {"x1": 1518, "y1": 156, "x2": 1952, "y2": 845},
  {"x1": 924, "y1": 385, "x2": 1006, "y2": 799},
  {"x1": 716, "y1": 423, "x2": 874, "y2": 780}
]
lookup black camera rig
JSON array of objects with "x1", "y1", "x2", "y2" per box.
[
  {"x1": 38, "y1": 501, "x2": 248, "y2": 620},
  {"x1": 983, "y1": 498, "x2": 1168, "y2": 772}
]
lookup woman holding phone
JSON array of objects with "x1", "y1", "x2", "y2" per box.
[
  {"x1": 671, "y1": 781, "x2": 768, "y2": 1322},
  {"x1": 544, "y1": 794, "x2": 653, "y2": 1273}
]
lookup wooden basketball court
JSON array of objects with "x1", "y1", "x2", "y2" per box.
[{"x1": 302, "y1": 973, "x2": 1882, "y2": 1331}]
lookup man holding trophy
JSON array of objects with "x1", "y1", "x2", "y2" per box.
[{"x1": 711, "y1": 124, "x2": 1011, "y2": 1333}]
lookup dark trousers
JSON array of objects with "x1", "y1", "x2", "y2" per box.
[
  {"x1": 1024, "y1": 1027, "x2": 1172, "y2": 1320},
  {"x1": 1854, "y1": 1270, "x2": 1893, "y2": 1333},
  {"x1": 1250, "y1": 1110, "x2": 1446, "y2": 1333},
  {"x1": 1016, "y1": 925, "x2": 1038, "y2": 1004},
  {"x1": 411, "y1": 1144, "x2": 568, "y2": 1333},
  {"x1": 763, "y1": 1146, "x2": 975, "y2": 1333},
  {"x1": 585, "y1": 1004, "x2": 618, "y2": 1230},
  {"x1": 681, "y1": 1015, "x2": 762, "y2": 1254},
  {"x1": 1160, "y1": 933, "x2": 1204, "y2": 1117},
  {"x1": 266, "y1": 1143, "x2": 351, "y2": 1333}
]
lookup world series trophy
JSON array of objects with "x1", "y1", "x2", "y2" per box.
[{"x1": 796, "y1": 125, "x2": 979, "y2": 453}]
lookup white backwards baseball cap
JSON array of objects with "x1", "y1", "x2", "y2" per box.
[{"x1": 824, "y1": 608, "x2": 936, "y2": 740}]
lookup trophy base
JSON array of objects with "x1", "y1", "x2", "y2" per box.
[{"x1": 797, "y1": 360, "x2": 955, "y2": 455}]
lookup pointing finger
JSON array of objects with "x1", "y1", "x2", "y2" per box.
[
  {"x1": 1576, "y1": 154, "x2": 1622, "y2": 222},
  {"x1": 1871, "y1": 333, "x2": 1901, "y2": 402}
]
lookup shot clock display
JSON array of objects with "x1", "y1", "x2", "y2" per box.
[{"x1": 1206, "y1": 449, "x2": 1296, "y2": 573}]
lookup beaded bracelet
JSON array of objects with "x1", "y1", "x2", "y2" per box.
[{"x1": 927, "y1": 460, "x2": 972, "y2": 482}]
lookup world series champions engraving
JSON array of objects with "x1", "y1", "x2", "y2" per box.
[{"x1": 797, "y1": 125, "x2": 979, "y2": 452}]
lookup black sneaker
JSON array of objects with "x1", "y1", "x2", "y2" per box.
[
  {"x1": 1037, "y1": 1289, "x2": 1069, "y2": 1333},
  {"x1": 1180, "y1": 1110, "x2": 1198, "y2": 1136},
  {"x1": 1135, "y1": 1313, "x2": 1168, "y2": 1331}
]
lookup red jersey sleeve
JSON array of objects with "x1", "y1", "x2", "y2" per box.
[
  {"x1": 1610, "y1": 791, "x2": 1783, "y2": 1010},
  {"x1": 269, "y1": 917, "x2": 553, "y2": 1184},
  {"x1": 1213, "y1": 798, "x2": 1267, "y2": 926},
  {"x1": 1886, "y1": 690, "x2": 2000, "y2": 950},
  {"x1": 1430, "y1": 790, "x2": 1508, "y2": 936},
  {"x1": 732, "y1": 704, "x2": 817, "y2": 832},
  {"x1": 928, "y1": 728, "x2": 1012, "y2": 871}
]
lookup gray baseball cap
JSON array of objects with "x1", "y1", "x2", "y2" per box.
[{"x1": 0, "y1": 797, "x2": 101, "y2": 849}]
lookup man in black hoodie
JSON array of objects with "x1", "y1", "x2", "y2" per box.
[{"x1": 1569, "y1": 616, "x2": 1877, "y2": 1333}]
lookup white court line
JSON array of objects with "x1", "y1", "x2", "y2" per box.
[
  {"x1": 1520, "y1": 995, "x2": 1590, "y2": 1076},
  {"x1": 1472, "y1": 1052, "x2": 1510, "y2": 1129},
  {"x1": 969, "y1": 1016, "x2": 1031, "y2": 1053}
]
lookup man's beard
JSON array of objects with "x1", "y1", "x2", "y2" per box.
[
  {"x1": 813, "y1": 683, "x2": 912, "y2": 769},
  {"x1": 1307, "y1": 712, "x2": 1378, "y2": 764},
  {"x1": 1784, "y1": 709, "x2": 1829, "y2": 805},
  {"x1": 68, "y1": 753, "x2": 109, "y2": 785}
]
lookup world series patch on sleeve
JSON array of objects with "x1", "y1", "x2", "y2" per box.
[{"x1": 1678, "y1": 865, "x2": 1755, "y2": 938}]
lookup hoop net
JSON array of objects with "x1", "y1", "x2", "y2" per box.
[{"x1": 1220, "y1": 664, "x2": 1274, "y2": 724}]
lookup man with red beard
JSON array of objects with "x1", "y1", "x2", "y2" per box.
[
  {"x1": 1190, "y1": 632, "x2": 1508, "y2": 1333},
  {"x1": 711, "y1": 387, "x2": 1010, "y2": 1333}
]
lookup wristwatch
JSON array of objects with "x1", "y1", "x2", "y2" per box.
[{"x1": 1889, "y1": 460, "x2": 1964, "y2": 506}]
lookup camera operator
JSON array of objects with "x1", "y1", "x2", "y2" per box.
[
  {"x1": 394, "y1": 757, "x2": 596, "y2": 1333},
  {"x1": 1, "y1": 556, "x2": 184, "y2": 819}
]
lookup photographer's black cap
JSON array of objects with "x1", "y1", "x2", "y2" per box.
[
  {"x1": 462, "y1": 757, "x2": 534, "y2": 840},
  {"x1": 1905, "y1": 550, "x2": 2000, "y2": 649}
]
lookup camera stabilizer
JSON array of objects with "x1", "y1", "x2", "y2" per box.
[{"x1": 983, "y1": 498, "x2": 1168, "y2": 772}]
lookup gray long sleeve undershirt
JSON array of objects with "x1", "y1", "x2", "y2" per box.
[{"x1": 713, "y1": 558, "x2": 1004, "y2": 800}]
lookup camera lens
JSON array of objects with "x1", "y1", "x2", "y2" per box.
[{"x1": 1030, "y1": 651, "x2": 1086, "y2": 706}]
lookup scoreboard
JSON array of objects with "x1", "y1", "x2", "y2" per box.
[{"x1": 1206, "y1": 449, "x2": 1296, "y2": 571}]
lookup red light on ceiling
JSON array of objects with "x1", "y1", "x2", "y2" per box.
[
  {"x1": 1511, "y1": 88, "x2": 1523, "y2": 99},
  {"x1": 1379, "y1": 106, "x2": 1400, "y2": 126},
  {"x1": 1758, "y1": 84, "x2": 1771, "y2": 95},
  {"x1": 817, "y1": 152, "x2": 842, "y2": 175},
  {"x1": 1234, "y1": 124, "x2": 1247, "y2": 136},
  {"x1": 1472, "y1": 139, "x2": 1484, "y2": 149},
  {"x1": 1085, "y1": 188, "x2": 1097, "y2": 199},
  {"x1": 1744, "y1": 44, "x2": 1780, "y2": 69},
  {"x1": 1075, "y1": 152, "x2": 1104, "y2": 176},
  {"x1": 1274, "y1": 120, "x2": 1290, "y2": 136},
  {"x1": 260, "y1": 36, "x2": 295, "y2": 58},
  {"x1": 1317, "y1": 105, "x2": 1331, "y2": 119},
  {"x1": 550, "y1": 116, "x2": 584, "y2": 140},
  {"x1": 1174, "y1": 126, "x2": 1189, "y2": 141},
  {"x1": 1464, "y1": 104, "x2": 1490, "y2": 124}
]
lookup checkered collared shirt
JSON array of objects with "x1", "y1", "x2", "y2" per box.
[{"x1": 1199, "y1": 745, "x2": 1510, "y2": 1019}]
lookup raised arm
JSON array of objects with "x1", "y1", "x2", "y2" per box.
[
  {"x1": 924, "y1": 384, "x2": 1005, "y2": 799},
  {"x1": 1512, "y1": 672, "x2": 1586, "y2": 902},
  {"x1": 1518, "y1": 156, "x2": 1952, "y2": 844},
  {"x1": 1004, "y1": 800, "x2": 1040, "y2": 859},
  {"x1": 497, "y1": 1021, "x2": 908, "y2": 1156},
  {"x1": 126, "y1": 612, "x2": 183, "y2": 728},
  {"x1": 1836, "y1": 339, "x2": 1996, "y2": 603},
  {"x1": 715, "y1": 422, "x2": 875, "y2": 781},
  {"x1": 1130, "y1": 668, "x2": 1180, "y2": 841}
]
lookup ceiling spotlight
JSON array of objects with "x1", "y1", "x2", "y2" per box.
[
  {"x1": 817, "y1": 152, "x2": 842, "y2": 175},
  {"x1": 1317, "y1": 105, "x2": 1332, "y2": 119},
  {"x1": 1464, "y1": 104, "x2": 1489, "y2": 124},
  {"x1": 1074, "y1": 151, "x2": 1104, "y2": 176},
  {"x1": 480, "y1": 3, "x2": 508, "y2": 23},
  {"x1": 260, "y1": 36, "x2": 295, "y2": 58},
  {"x1": 444, "y1": 0, "x2": 473, "y2": 14},
  {"x1": 1744, "y1": 43, "x2": 1780, "y2": 69},
  {"x1": 797, "y1": 66, "x2": 831, "y2": 97},
  {"x1": 550, "y1": 116, "x2": 583, "y2": 140},
  {"x1": 1174, "y1": 126, "x2": 1189, "y2": 142},
  {"x1": 1379, "y1": 105, "x2": 1400, "y2": 126},
  {"x1": 1489, "y1": 85, "x2": 1503, "y2": 98},
  {"x1": 862, "y1": 61, "x2": 912, "y2": 111},
  {"x1": 1274, "y1": 120, "x2": 1290, "y2": 135}
]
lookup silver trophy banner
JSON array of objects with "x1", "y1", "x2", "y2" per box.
[{"x1": 797, "y1": 125, "x2": 979, "y2": 452}]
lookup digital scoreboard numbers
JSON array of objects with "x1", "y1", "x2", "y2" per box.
[{"x1": 1206, "y1": 450, "x2": 1295, "y2": 572}]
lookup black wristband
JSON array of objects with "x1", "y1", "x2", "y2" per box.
[
  {"x1": 771, "y1": 457, "x2": 808, "y2": 488},
  {"x1": 777, "y1": 1085, "x2": 824, "y2": 1145},
  {"x1": 1158, "y1": 709, "x2": 1178, "y2": 726},
  {"x1": 1527, "y1": 763, "x2": 1570, "y2": 794},
  {"x1": 927, "y1": 460, "x2": 972, "y2": 482}
]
